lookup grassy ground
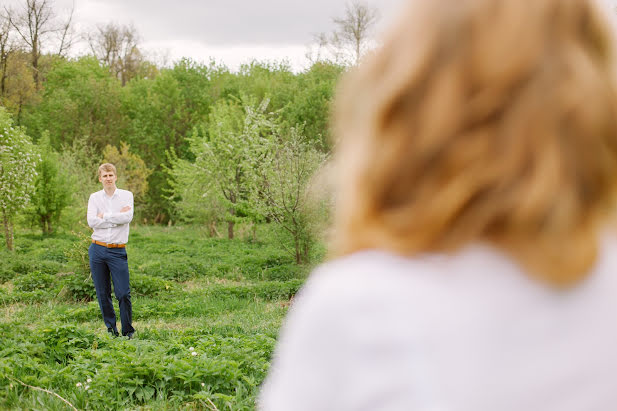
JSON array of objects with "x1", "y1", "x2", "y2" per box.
[{"x1": 0, "y1": 225, "x2": 319, "y2": 410}]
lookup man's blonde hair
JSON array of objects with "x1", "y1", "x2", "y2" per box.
[
  {"x1": 98, "y1": 163, "x2": 117, "y2": 177},
  {"x1": 331, "y1": 0, "x2": 617, "y2": 286}
]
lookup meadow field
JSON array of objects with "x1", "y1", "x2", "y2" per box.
[{"x1": 0, "y1": 225, "x2": 318, "y2": 410}]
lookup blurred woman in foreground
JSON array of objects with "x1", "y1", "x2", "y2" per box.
[{"x1": 260, "y1": 0, "x2": 617, "y2": 409}]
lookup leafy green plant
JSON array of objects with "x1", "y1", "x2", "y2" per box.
[
  {"x1": 57, "y1": 228, "x2": 96, "y2": 300},
  {"x1": 131, "y1": 274, "x2": 172, "y2": 296},
  {"x1": 35, "y1": 260, "x2": 63, "y2": 275},
  {"x1": 37, "y1": 324, "x2": 96, "y2": 364},
  {"x1": 63, "y1": 228, "x2": 92, "y2": 275},
  {"x1": 57, "y1": 272, "x2": 95, "y2": 301},
  {"x1": 27, "y1": 133, "x2": 72, "y2": 235},
  {"x1": 13, "y1": 271, "x2": 55, "y2": 292},
  {"x1": 0, "y1": 266, "x2": 15, "y2": 283},
  {"x1": 250, "y1": 126, "x2": 328, "y2": 265},
  {"x1": 205, "y1": 279, "x2": 303, "y2": 301},
  {"x1": 0, "y1": 108, "x2": 40, "y2": 250}
]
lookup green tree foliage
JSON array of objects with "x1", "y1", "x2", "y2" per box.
[
  {"x1": 251, "y1": 127, "x2": 328, "y2": 264},
  {"x1": 0, "y1": 50, "x2": 38, "y2": 123},
  {"x1": 21, "y1": 56, "x2": 127, "y2": 149},
  {"x1": 56, "y1": 136, "x2": 101, "y2": 227},
  {"x1": 102, "y1": 142, "x2": 152, "y2": 207},
  {"x1": 0, "y1": 108, "x2": 39, "y2": 250},
  {"x1": 123, "y1": 59, "x2": 217, "y2": 222},
  {"x1": 175, "y1": 97, "x2": 276, "y2": 238},
  {"x1": 165, "y1": 148, "x2": 225, "y2": 236},
  {"x1": 234, "y1": 62, "x2": 296, "y2": 112},
  {"x1": 28, "y1": 132, "x2": 71, "y2": 234},
  {"x1": 2, "y1": 38, "x2": 341, "y2": 231},
  {"x1": 281, "y1": 62, "x2": 343, "y2": 150}
]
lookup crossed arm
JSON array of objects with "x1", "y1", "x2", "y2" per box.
[{"x1": 87, "y1": 193, "x2": 134, "y2": 229}]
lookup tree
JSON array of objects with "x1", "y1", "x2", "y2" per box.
[
  {"x1": 55, "y1": 135, "x2": 101, "y2": 228},
  {"x1": 0, "y1": 8, "x2": 15, "y2": 98},
  {"x1": 21, "y1": 56, "x2": 127, "y2": 149},
  {"x1": 0, "y1": 107, "x2": 39, "y2": 250},
  {"x1": 87, "y1": 22, "x2": 146, "y2": 86},
  {"x1": 251, "y1": 127, "x2": 328, "y2": 264},
  {"x1": 0, "y1": 11, "x2": 38, "y2": 123},
  {"x1": 0, "y1": 50, "x2": 37, "y2": 124},
  {"x1": 312, "y1": 1, "x2": 379, "y2": 65},
  {"x1": 180, "y1": 97, "x2": 276, "y2": 239},
  {"x1": 8, "y1": 0, "x2": 75, "y2": 88},
  {"x1": 28, "y1": 132, "x2": 71, "y2": 234},
  {"x1": 102, "y1": 142, "x2": 152, "y2": 207},
  {"x1": 165, "y1": 148, "x2": 225, "y2": 236},
  {"x1": 123, "y1": 60, "x2": 217, "y2": 222},
  {"x1": 282, "y1": 61, "x2": 343, "y2": 150}
]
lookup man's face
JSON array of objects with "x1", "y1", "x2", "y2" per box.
[{"x1": 99, "y1": 170, "x2": 117, "y2": 189}]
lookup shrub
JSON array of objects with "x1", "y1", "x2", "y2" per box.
[
  {"x1": 63, "y1": 228, "x2": 92, "y2": 275},
  {"x1": 36, "y1": 260, "x2": 64, "y2": 275},
  {"x1": 0, "y1": 266, "x2": 15, "y2": 283},
  {"x1": 13, "y1": 271, "x2": 56, "y2": 292},
  {"x1": 12, "y1": 289, "x2": 52, "y2": 303},
  {"x1": 131, "y1": 274, "x2": 171, "y2": 296},
  {"x1": 57, "y1": 302, "x2": 101, "y2": 322},
  {"x1": 8, "y1": 257, "x2": 32, "y2": 275},
  {"x1": 36, "y1": 324, "x2": 96, "y2": 364},
  {"x1": 205, "y1": 279, "x2": 304, "y2": 301},
  {"x1": 57, "y1": 272, "x2": 96, "y2": 302},
  {"x1": 38, "y1": 248, "x2": 69, "y2": 263}
]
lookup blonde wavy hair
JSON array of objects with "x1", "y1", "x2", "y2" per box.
[{"x1": 331, "y1": 0, "x2": 617, "y2": 286}]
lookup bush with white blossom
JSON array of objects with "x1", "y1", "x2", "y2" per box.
[{"x1": 0, "y1": 108, "x2": 40, "y2": 250}]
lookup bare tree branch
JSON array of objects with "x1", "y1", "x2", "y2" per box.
[
  {"x1": 0, "y1": 8, "x2": 16, "y2": 96},
  {"x1": 87, "y1": 22, "x2": 143, "y2": 85},
  {"x1": 9, "y1": 0, "x2": 74, "y2": 88},
  {"x1": 56, "y1": 1, "x2": 75, "y2": 57},
  {"x1": 309, "y1": 1, "x2": 379, "y2": 65}
]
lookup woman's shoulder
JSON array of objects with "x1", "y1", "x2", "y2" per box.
[
  {"x1": 294, "y1": 249, "x2": 471, "y2": 321},
  {"x1": 301, "y1": 231, "x2": 617, "y2": 310},
  {"x1": 304, "y1": 246, "x2": 510, "y2": 297}
]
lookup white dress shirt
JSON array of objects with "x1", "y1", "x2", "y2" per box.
[
  {"x1": 87, "y1": 188, "x2": 134, "y2": 244},
  {"x1": 259, "y1": 233, "x2": 617, "y2": 411}
]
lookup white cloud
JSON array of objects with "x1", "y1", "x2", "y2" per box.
[{"x1": 1, "y1": 0, "x2": 408, "y2": 71}]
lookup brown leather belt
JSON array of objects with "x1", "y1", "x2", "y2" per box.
[{"x1": 92, "y1": 240, "x2": 126, "y2": 248}]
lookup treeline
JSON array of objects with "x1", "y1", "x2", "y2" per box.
[
  {"x1": 0, "y1": 55, "x2": 342, "y2": 257},
  {"x1": 0, "y1": 0, "x2": 387, "y2": 262}
]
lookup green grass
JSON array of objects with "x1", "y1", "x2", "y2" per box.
[{"x1": 0, "y1": 225, "x2": 319, "y2": 410}]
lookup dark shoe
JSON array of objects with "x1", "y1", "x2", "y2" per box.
[
  {"x1": 108, "y1": 328, "x2": 119, "y2": 337},
  {"x1": 126, "y1": 331, "x2": 135, "y2": 340}
]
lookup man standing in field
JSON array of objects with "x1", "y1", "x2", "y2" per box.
[{"x1": 87, "y1": 163, "x2": 135, "y2": 339}]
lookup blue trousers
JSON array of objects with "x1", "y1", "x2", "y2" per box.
[{"x1": 88, "y1": 243, "x2": 134, "y2": 336}]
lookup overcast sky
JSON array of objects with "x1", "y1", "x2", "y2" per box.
[
  {"x1": 4, "y1": 0, "x2": 406, "y2": 71},
  {"x1": 6, "y1": 0, "x2": 617, "y2": 71}
]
